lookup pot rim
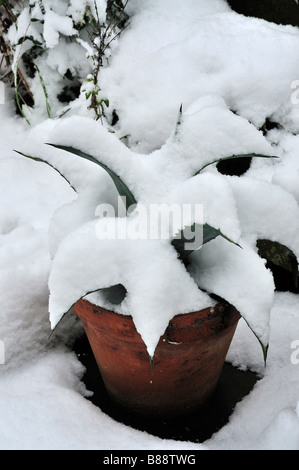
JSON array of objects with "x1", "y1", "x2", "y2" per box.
[
  {"x1": 74, "y1": 298, "x2": 241, "y2": 344},
  {"x1": 79, "y1": 298, "x2": 239, "y2": 320}
]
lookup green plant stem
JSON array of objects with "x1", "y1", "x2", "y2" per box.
[{"x1": 32, "y1": 60, "x2": 51, "y2": 118}]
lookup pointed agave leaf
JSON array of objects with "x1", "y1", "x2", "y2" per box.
[
  {"x1": 242, "y1": 317, "x2": 269, "y2": 365},
  {"x1": 173, "y1": 104, "x2": 183, "y2": 140},
  {"x1": 48, "y1": 287, "x2": 105, "y2": 339},
  {"x1": 14, "y1": 150, "x2": 77, "y2": 192},
  {"x1": 193, "y1": 153, "x2": 278, "y2": 176},
  {"x1": 171, "y1": 222, "x2": 240, "y2": 262},
  {"x1": 47, "y1": 144, "x2": 137, "y2": 212},
  {"x1": 257, "y1": 239, "x2": 298, "y2": 289}
]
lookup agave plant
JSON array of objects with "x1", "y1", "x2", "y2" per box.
[{"x1": 17, "y1": 96, "x2": 299, "y2": 361}]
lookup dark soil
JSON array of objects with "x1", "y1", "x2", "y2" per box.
[{"x1": 227, "y1": 0, "x2": 299, "y2": 27}]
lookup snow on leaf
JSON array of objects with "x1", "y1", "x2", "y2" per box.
[
  {"x1": 47, "y1": 144, "x2": 137, "y2": 212},
  {"x1": 194, "y1": 153, "x2": 278, "y2": 175},
  {"x1": 228, "y1": 176, "x2": 299, "y2": 263},
  {"x1": 189, "y1": 237, "x2": 275, "y2": 360},
  {"x1": 171, "y1": 223, "x2": 240, "y2": 262},
  {"x1": 36, "y1": 99, "x2": 287, "y2": 360},
  {"x1": 14, "y1": 150, "x2": 77, "y2": 192},
  {"x1": 48, "y1": 218, "x2": 212, "y2": 358}
]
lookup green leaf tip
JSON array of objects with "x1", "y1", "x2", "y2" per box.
[
  {"x1": 14, "y1": 149, "x2": 76, "y2": 192},
  {"x1": 173, "y1": 104, "x2": 183, "y2": 139},
  {"x1": 171, "y1": 222, "x2": 240, "y2": 262}
]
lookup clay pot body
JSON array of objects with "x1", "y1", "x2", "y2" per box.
[{"x1": 74, "y1": 299, "x2": 240, "y2": 418}]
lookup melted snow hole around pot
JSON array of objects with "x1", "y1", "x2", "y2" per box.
[
  {"x1": 73, "y1": 264, "x2": 298, "y2": 442},
  {"x1": 74, "y1": 333, "x2": 258, "y2": 443}
]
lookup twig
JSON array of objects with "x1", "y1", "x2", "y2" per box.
[{"x1": 0, "y1": 21, "x2": 33, "y2": 101}]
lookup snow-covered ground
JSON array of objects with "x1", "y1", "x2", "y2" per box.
[{"x1": 0, "y1": 0, "x2": 299, "y2": 450}]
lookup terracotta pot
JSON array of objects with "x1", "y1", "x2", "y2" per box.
[{"x1": 73, "y1": 299, "x2": 240, "y2": 418}]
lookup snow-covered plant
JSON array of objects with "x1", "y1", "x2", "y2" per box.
[
  {"x1": 0, "y1": 0, "x2": 129, "y2": 123},
  {"x1": 17, "y1": 96, "x2": 299, "y2": 363}
]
